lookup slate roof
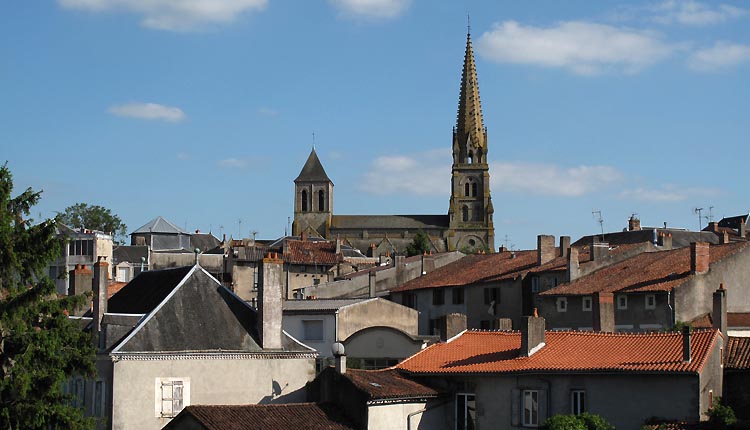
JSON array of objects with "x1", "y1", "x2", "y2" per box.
[
  {"x1": 725, "y1": 337, "x2": 750, "y2": 370},
  {"x1": 295, "y1": 149, "x2": 332, "y2": 183},
  {"x1": 540, "y1": 242, "x2": 749, "y2": 296},
  {"x1": 718, "y1": 214, "x2": 749, "y2": 229},
  {"x1": 131, "y1": 216, "x2": 189, "y2": 235},
  {"x1": 331, "y1": 214, "x2": 449, "y2": 230},
  {"x1": 165, "y1": 403, "x2": 355, "y2": 430},
  {"x1": 113, "y1": 245, "x2": 148, "y2": 264},
  {"x1": 343, "y1": 368, "x2": 440, "y2": 400},
  {"x1": 573, "y1": 229, "x2": 719, "y2": 248},
  {"x1": 286, "y1": 240, "x2": 342, "y2": 265},
  {"x1": 397, "y1": 329, "x2": 719, "y2": 375},
  {"x1": 282, "y1": 298, "x2": 375, "y2": 313},
  {"x1": 191, "y1": 233, "x2": 221, "y2": 252},
  {"x1": 108, "y1": 266, "x2": 192, "y2": 314}
]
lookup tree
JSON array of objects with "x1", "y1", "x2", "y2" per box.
[
  {"x1": 707, "y1": 398, "x2": 737, "y2": 430},
  {"x1": 0, "y1": 163, "x2": 95, "y2": 430},
  {"x1": 405, "y1": 230, "x2": 431, "y2": 257},
  {"x1": 543, "y1": 413, "x2": 614, "y2": 430},
  {"x1": 57, "y1": 203, "x2": 127, "y2": 244}
]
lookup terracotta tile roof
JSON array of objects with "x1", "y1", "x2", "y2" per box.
[
  {"x1": 689, "y1": 313, "x2": 713, "y2": 329},
  {"x1": 167, "y1": 403, "x2": 355, "y2": 430},
  {"x1": 540, "y1": 242, "x2": 749, "y2": 296},
  {"x1": 396, "y1": 329, "x2": 719, "y2": 375},
  {"x1": 107, "y1": 282, "x2": 128, "y2": 298},
  {"x1": 343, "y1": 368, "x2": 440, "y2": 400},
  {"x1": 728, "y1": 313, "x2": 750, "y2": 328},
  {"x1": 725, "y1": 337, "x2": 750, "y2": 370},
  {"x1": 285, "y1": 240, "x2": 342, "y2": 266}
]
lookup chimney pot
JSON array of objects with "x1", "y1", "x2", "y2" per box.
[{"x1": 682, "y1": 326, "x2": 691, "y2": 362}]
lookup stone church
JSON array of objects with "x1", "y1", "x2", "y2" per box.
[{"x1": 292, "y1": 33, "x2": 495, "y2": 256}]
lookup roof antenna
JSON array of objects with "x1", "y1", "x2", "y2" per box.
[
  {"x1": 592, "y1": 210, "x2": 604, "y2": 239},
  {"x1": 467, "y1": 13, "x2": 471, "y2": 36},
  {"x1": 312, "y1": 132, "x2": 315, "y2": 150}
]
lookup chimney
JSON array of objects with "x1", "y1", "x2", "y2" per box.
[
  {"x1": 421, "y1": 253, "x2": 435, "y2": 274},
  {"x1": 395, "y1": 255, "x2": 406, "y2": 286},
  {"x1": 496, "y1": 318, "x2": 513, "y2": 330},
  {"x1": 498, "y1": 245, "x2": 507, "y2": 253},
  {"x1": 589, "y1": 237, "x2": 609, "y2": 262},
  {"x1": 93, "y1": 257, "x2": 109, "y2": 347},
  {"x1": 520, "y1": 309, "x2": 546, "y2": 356},
  {"x1": 566, "y1": 248, "x2": 580, "y2": 282},
  {"x1": 332, "y1": 342, "x2": 346, "y2": 374},
  {"x1": 740, "y1": 219, "x2": 746, "y2": 239},
  {"x1": 690, "y1": 242, "x2": 709, "y2": 274},
  {"x1": 537, "y1": 235, "x2": 555, "y2": 266},
  {"x1": 719, "y1": 231, "x2": 730, "y2": 245},
  {"x1": 68, "y1": 264, "x2": 93, "y2": 296},
  {"x1": 301, "y1": 231, "x2": 308, "y2": 241},
  {"x1": 438, "y1": 313, "x2": 467, "y2": 341},
  {"x1": 708, "y1": 222, "x2": 719, "y2": 233},
  {"x1": 335, "y1": 236, "x2": 341, "y2": 255},
  {"x1": 628, "y1": 215, "x2": 641, "y2": 231},
  {"x1": 682, "y1": 325, "x2": 691, "y2": 362},
  {"x1": 713, "y1": 283, "x2": 727, "y2": 335},
  {"x1": 258, "y1": 253, "x2": 284, "y2": 350},
  {"x1": 657, "y1": 232, "x2": 673, "y2": 250},
  {"x1": 592, "y1": 292, "x2": 615, "y2": 332},
  {"x1": 559, "y1": 236, "x2": 571, "y2": 258},
  {"x1": 368, "y1": 271, "x2": 376, "y2": 298}
]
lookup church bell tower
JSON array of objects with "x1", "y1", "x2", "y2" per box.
[
  {"x1": 292, "y1": 148, "x2": 333, "y2": 238},
  {"x1": 448, "y1": 31, "x2": 495, "y2": 252}
]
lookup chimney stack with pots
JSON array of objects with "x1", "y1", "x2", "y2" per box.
[
  {"x1": 258, "y1": 252, "x2": 284, "y2": 350},
  {"x1": 69, "y1": 264, "x2": 93, "y2": 296},
  {"x1": 628, "y1": 215, "x2": 641, "y2": 231},
  {"x1": 520, "y1": 309, "x2": 546, "y2": 357},
  {"x1": 690, "y1": 242, "x2": 710, "y2": 275}
]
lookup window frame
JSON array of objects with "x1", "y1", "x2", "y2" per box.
[
  {"x1": 582, "y1": 296, "x2": 592, "y2": 312},
  {"x1": 523, "y1": 390, "x2": 540, "y2": 427},
  {"x1": 531, "y1": 277, "x2": 540, "y2": 294},
  {"x1": 484, "y1": 287, "x2": 500, "y2": 305},
  {"x1": 617, "y1": 295, "x2": 628, "y2": 310},
  {"x1": 156, "y1": 378, "x2": 189, "y2": 418},
  {"x1": 433, "y1": 288, "x2": 445, "y2": 306},
  {"x1": 452, "y1": 287, "x2": 464, "y2": 305},
  {"x1": 571, "y1": 390, "x2": 586, "y2": 415},
  {"x1": 455, "y1": 392, "x2": 476, "y2": 430},
  {"x1": 556, "y1": 297, "x2": 568, "y2": 313},
  {"x1": 302, "y1": 319, "x2": 324, "y2": 341},
  {"x1": 645, "y1": 294, "x2": 656, "y2": 310}
]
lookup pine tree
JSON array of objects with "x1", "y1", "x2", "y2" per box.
[
  {"x1": 0, "y1": 163, "x2": 95, "y2": 430},
  {"x1": 405, "y1": 230, "x2": 431, "y2": 257}
]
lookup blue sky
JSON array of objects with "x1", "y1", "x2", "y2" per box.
[{"x1": 2, "y1": 0, "x2": 749, "y2": 249}]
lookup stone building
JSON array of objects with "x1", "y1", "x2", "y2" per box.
[{"x1": 292, "y1": 33, "x2": 495, "y2": 255}]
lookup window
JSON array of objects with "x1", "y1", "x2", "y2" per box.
[
  {"x1": 467, "y1": 152, "x2": 474, "y2": 164},
  {"x1": 318, "y1": 190, "x2": 325, "y2": 211},
  {"x1": 645, "y1": 294, "x2": 656, "y2": 310},
  {"x1": 617, "y1": 295, "x2": 628, "y2": 310},
  {"x1": 402, "y1": 293, "x2": 416, "y2": 309},
  {"x1": 582, "y1": 296, "x2": 592, "y2": 312},
  {"x1": 556, "y1": 297, "x2": 567, "y2": 312},
  {"x1": 362, "y1": 358, "x2": 399, "y2": 370},
  {"x1": 157, "y1": 378, "x2": 188, "y2": 418},
  {"x1": 452, "y1": 287, "x2": 464, "y2": 305},
  {"x1": 523, "y1": 390, "x2": 539, "y2": 427},
  {"x1": 531, "y1": 278, "x2": 540, "y2": 293},
  {"x1": 471, "y1": 182, "x2": 478, "y2": 197},
  {"x1": 571, "y1": 390, "x2": 586, "y2": 415},
  {"x1": 484, "y1": 287, "x2": 500, "y2": 305},
  {"x1": 302, "y1": 320, "x2": 324, "y2": 341},
  {"x1": 429, "y1": 318, "x2": 440, "y2": 336},
  {"x1": 433, "y1": 288, "x2": 445, "y2": 305},
  {"x1": 68, "y1": 239, "x2": 93, "y2": 256},
  {"x1": 462, "y1": 205, "x2": 469, "y2": 222},
  {"x1": 465, "y1": 183, "x2": 470, "y2": 197},
  {"x1": 301, "y1": 190, "x2": 308, "y2": 212},
  {"x1": 455, "y1": 393, "x2": 476, "y2": 430},
  {"x1": 94, "y1": 380, "x2": 105, "y2": 417}
]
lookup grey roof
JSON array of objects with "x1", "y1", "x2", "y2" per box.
[
  {"x1": 113, "y1": 245, "x2": 149, "y2": 264},
  {"x1": 282, "y1": 298, "x2": 375, "y2": 313},
  {"x1": 719, "y1": 214, "x2": 749, "y2": 229},
  {"x1": 294, "y1": 148, "x2": 332, "y2": 183},
  {"x1": 191, "y1": 233, "x2": 221, "y2": 252},
  {"x1": 113, "y1": 266, "x2": 312, "y2": 354},
  {"x1": 331, "y1": 215, "x2": 449, "y2": 230},
  {"x1": 573, "y1": 229, "x2": 719, "y2": 248},
  {"x1": 131, "y1": 216, "x2": 189, "y2": 235}
]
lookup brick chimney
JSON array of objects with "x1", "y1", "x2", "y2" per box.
[
  {"x1": 368, "y1": 271, "x2": 376, "y2": 298},
  {"x1": 740, "y1": 219, "x2": 746, "y2": 239},
  {"x1": 559, "y1": 236, "x2": 571, "y2": 258},
  {"x1": 258, "y1": 252, "x2": 284, "y2": 350},
  {"x1": 93, "y1": 257, "x2": 109, "y2": 347},
  {"x1": 628, "y1": 215, "x2": 641, "y2": 231},
  {"x1": 690, "y1": 242, "x2": 709, "y2": 274},
  {"x1": 713, "y1": 283, "x2": 727, "y2": 335},
  {"x1": 657, "y1": 232, "x2": 673, "y2": 250},
  {"x1": 719, "y1": 231, "x2": 730, "y2": 244},
  {"x1": 537, "y1": 235, "x2": 555, "y2": 266},
  {"x1": 439, "y1": 313, "x2": 467, "y2": 341},
  {"x1": 708, "y1": 222, "x2": 719, "y2": 233},
  {"x1": 68, "y1": 264, "x2": 93, "y2": 296},
  {"x1": 566, "y1": 247, "x2": 580, "y2": 282},
  {"x1": 592, "y1": 292, "x2": 615, "y2": 332},
  {"x1": 520, "y1": 309, "x2": 546, "y2": 357},
  {"x1": 682, "y1": 326, "x2": 691, "y2": 362}
]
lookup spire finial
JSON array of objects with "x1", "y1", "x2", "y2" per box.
[
  {"x1": 467, "y1": 13, "x2": 471, "y2": 36},
  {"x1": 312, "y1": 132, "x2": 315, "y2": 150}
]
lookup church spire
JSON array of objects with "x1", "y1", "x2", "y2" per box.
[{"x1": 455, "y1": 31, "x2": 487, "y2": 162}]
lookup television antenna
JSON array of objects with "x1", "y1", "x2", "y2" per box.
[
  {"x1": 693, "y1": 207, "x2": 703, "y2": 231},
  {"x1": 592, "y1": 210, "x2": 604, "y2": 238}
]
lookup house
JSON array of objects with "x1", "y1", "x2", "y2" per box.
[
  {"x1": 538, "y1": 241, "x2": 750, "y2": 331},
  {"x1": 76, "y1": 254, "x2": 317, "y2": 430},
  {"x1": 723, "y1": 336, "x2": 750, "y2": 420},
  {"x1": 282, "y1": 298, "x2": 429, "y2": 370},
  {"x1": 49, "y1": 224, "x2": 114, "y2": 295},
  {"x1": 395, "y1": 314, "x2": 724, "y2": 430}
]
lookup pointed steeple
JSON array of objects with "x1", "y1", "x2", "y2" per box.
[
  {"x1": 295, "y1": 148, "x2": 332, "y2": 184},
  {"x1": 455, "y1": 31, "x2": 487, "y2": 158}
]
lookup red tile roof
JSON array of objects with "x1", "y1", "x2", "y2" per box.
[
  {"x1": 285, "y1": 240, "x2": 342, "y2": 265},
  {"x1": 396, "y1": 329, "x2": 719, "y2": 375},
  {"x1": 108, "y1": 281, "x2": 128, "y2": 298},
  {"x1": 725, "y1": 336, "x2": 750, "y2": 370},
  {"x1": 540, "y1": 242, "x2": 749, "y2": 296},
  {"x1": 343, "y1": 368, "x2": 440, "y2": 400},
  {"x1": 166, "y1": 403, "x2": 355, "y2": 430}
]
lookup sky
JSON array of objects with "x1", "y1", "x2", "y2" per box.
[{"x1": 1, "y1": 0, "x2": 749, "y2": 250}]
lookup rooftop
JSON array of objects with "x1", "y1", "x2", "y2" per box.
[
  {"x1": 165, "y1": 403, "x2": 355, "y2": 430},
  {"x1": 342, "y1": 368, "x2": 440, "y2": 400},
  {"x1": 725, "y1": 336, "x2": 750, "y2": 370},
  {"x1": 282, "y1": 298, "x2": 375, "y2": 313}
]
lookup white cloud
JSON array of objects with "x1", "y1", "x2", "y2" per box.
[
  {"x1": 108, "y1": 102, "x2": 186, "y2": 122},
  {"x1": 648, "y1": 0, "x2": 747, "y2": 26},
  {"x1": 59, "y1": 0, "x2": 267, "y2": 31},
  {"x1": 619, "y1": 185, "x2": 719, "y2": 202},
  {"x1": 476, "y1": 21, "x2": 675, "y2": 75},
  {"x1": 491, "y1": 162, "x2": 623, "y2": 196},
  {"x1": 360, "y1": 150, "x2": 449, "y2": 196},
  {"x1": 329, "y1": 0, "x2": 410, "y2": 20},
  {"x1": 688, "y1": 41, "x2": 750, "y2": 71},
  {"x1": 218, "y1": 158, "x2": 250, "y2": 168}
]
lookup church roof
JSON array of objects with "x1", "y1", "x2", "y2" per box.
[
  {"x1": 456, "y1": 32, "x2": 486, "y2": 151},
  {"x1": 330, "y1": 214, "x2": 449, "y2": 230},
  {"x1": 295, "y1": 148, "x2": 332, "y2": 183}
]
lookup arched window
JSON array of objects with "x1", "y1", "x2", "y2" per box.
[
  {"x1": 467, "y1": 151, "x2": 473, "y2": 164},
  {"x1": 464, "y1": 183, "x2": 470, "y2": 197},
  {"x1": 462, "y1": 205, "x2": 469, "y2": 222},
  {"x1": 318, "y1": 190, "x2": 325, "y2": 212},
  {"x1": 472, "y1": 183, "x2": 478, "y2": 197},
  {"x1": 301, "y1": 190, "x2": 308, "y2": 212}
]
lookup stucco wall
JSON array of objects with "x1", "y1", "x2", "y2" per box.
[
  {"x1": 337, "y1": 299, "x2": 418, "y2": 340},
  {"x1": 344, "y1": 327, "x2": 423, "y2": 360},
  {"x1": 282, "y1": 314, "x2": 336, "y2": 358},
  {"x1": 110, "y1": 357, "x2": 314, "y2": 430},
  {"x1": 367, "y1": 400, "x2": 448, "y2": 430}
]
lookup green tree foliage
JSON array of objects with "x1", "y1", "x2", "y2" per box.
[
  {"x1": 0, "y1": 163, "x2": 95, "y2": 430},
  {"x1": 707, "y1": 398, "x2": 737, "y2": 429},
  {"x1": 57, "y1": 202, "x2": 127, "y2": 244},
  {"x1": 405, "y1": 230, "x2": 431, "y2": 256},
  {"x1": 543, "y1": 413, "x2": 615, "y2": 430}
]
